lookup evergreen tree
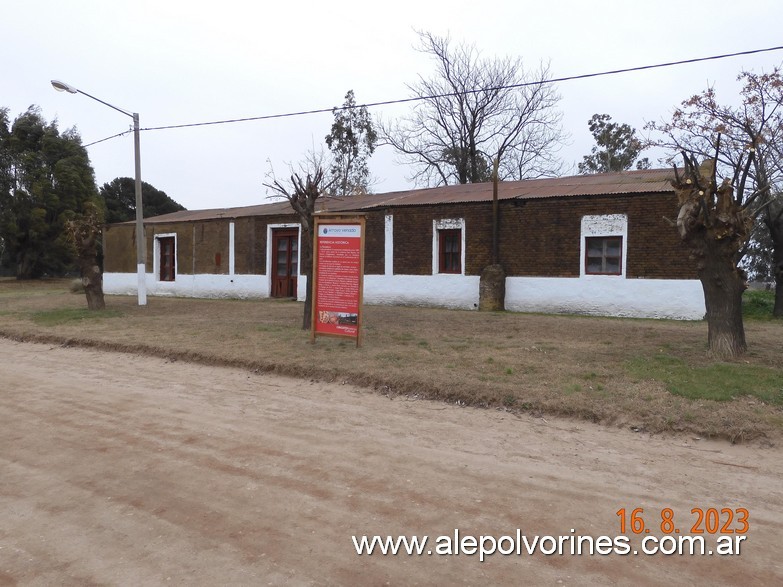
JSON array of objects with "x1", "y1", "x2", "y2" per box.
[
  {"x1": 579, "y1": 114, "x2": 650, "y2": 173},
  {"x1": 0, "y1": 106, "x2": 100, "y2": 278},
  {"x1": 100, "y1": 177, "x2": 185, "y2": 223},
  {"x1": 325, "y1": 90, "x2": 377, "y2": 196}
]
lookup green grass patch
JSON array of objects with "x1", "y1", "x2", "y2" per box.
[
  {"x1": 31, "y1": 308, "x2": 123, "y2": 326},
  {"x1": 627, "y1": 354, "x2": 783, "y2": 404},
  {"x1": 743, "y1": 290, "x2": 776, "y2": 320}
]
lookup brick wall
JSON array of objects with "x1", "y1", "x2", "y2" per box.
[
  {"x1": 102, "y1": 224, "x2": 136, "y2": 273},
  {"x1": 104, "y1": 190, "x2": 696, "y2": 281},
  {"x1": 381, "y1": 192, "x2": 696, "y2": 279},
  {"x1": 233, "y1": 217, "x2": 256, "y2": 275},
  {"x1": 363, "y1": 212, "x2": 385, "y2": 275}
]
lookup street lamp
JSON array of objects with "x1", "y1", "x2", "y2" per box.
[{"x1": 51, "y1": 79, "x2": 147, "y2": 306}]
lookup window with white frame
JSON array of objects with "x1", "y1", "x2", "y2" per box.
[
  {"x1": 433, "y1": 218, "x2": 465, "y2": 275},
  {"x1": 580, "y1": 214, "x2": 627, "y2": 278}
]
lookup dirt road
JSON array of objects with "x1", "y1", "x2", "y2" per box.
[{"x1": 0, "y1": 338, "x2": 780, "y2": 586}]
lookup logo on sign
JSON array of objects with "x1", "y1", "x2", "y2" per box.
[{"x1": 319, "y1": 225, "x2": 360, "y2": 237}]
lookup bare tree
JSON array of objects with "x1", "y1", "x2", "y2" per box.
[
  {"x1": 671, "y1": 147, "x2": 754, "y2": 359},
  {"x1": 647, "y1": 68, "x2": 783, "y2": 317},
  {"x1": 380, "y1": 31, "x2": 564, "y2": 186},
  {"x1": 264, "y1": 153, "x2": 334, "y2": 329}
]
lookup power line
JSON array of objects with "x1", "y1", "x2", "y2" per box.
[
  {"x1": 83, "y1": 129, "x2": 132, "y2": 147},
  {"x1": 83, "y1": 44, "x2": 783, "y2": 144}
]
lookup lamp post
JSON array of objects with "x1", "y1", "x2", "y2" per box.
[{"x1": 51, "y1": 79, "x2": 147, "y2": 306}]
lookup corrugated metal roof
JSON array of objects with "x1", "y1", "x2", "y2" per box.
[
  {"x1": 139, "y1": 201, "x2": 293, "y2": 223},
  {"x1": 136, "y1": 168, "x2": 675, "y2": 224}
]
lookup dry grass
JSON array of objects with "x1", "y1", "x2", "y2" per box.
[{"x1": 1, "y1": 277, "x2": 781, "y2": 443}]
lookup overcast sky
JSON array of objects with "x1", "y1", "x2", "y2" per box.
[{"x1": 5, "y1": 0, "x2": 783, "y2": 211}]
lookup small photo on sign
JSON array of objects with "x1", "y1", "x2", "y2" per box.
[
  {"x1": 318, "y1": 311, "x2": 358, "y2": 326},
  {"x1": 318, "y1": 311, "x2": 338, "y2": 325},
  {"x1": 337, "y1": 313, "x2": 358, "y2": 325}
]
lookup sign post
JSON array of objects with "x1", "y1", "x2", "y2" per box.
[{"x1": 311, "y1": 214, "x2": 365, "y2": 346}]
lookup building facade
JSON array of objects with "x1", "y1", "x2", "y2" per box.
[{"x1": 103, "y1": 169, "x2": 705, "y2": 319}]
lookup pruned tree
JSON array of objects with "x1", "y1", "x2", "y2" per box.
[
  {"x1": 647, "y1": 68, "x2": 783, "y2": 317},
  {"x1": 264, "y1": 153, "x2": 334, "y2": 329},
  {"x1": 579, "y1": 114, "x2": 650, "y2": 173},
  {"x1": 325, "y1": 90, "x2": 377, "y2": 196},
  {"x1": 671, "y1": 147, "x2": 754, "y2": 359},
  {"x1": 380, "y1": 31, "x2": 564, "y2": 186},
  {"x1": 65, "y1": 201, "x2": 105, "y2": 310}
]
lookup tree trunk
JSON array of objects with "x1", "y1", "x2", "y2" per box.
[
  {"x1": 771, "y1": 218, "x2": 783, "y2": 318},
  {"x1": 698, "y1": 249, "x2": 747, "y2": 359},
  {"x1": 75, "y1": 244, "x2": 105, "y2": 311},
  {"x1": 16, "y1": 252, "x2": 35, "y2": 280},
  {"x1": 479, "y1": 264, "x2": 505, "y2": 311},
  {"x1": 81, "y1": 263, "x2": 106, "y2": 311}
]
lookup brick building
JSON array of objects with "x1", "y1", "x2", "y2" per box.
[{"x1": 103, "y1": 168, "x2": 705, "y2": 319}]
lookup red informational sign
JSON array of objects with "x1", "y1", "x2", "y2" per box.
[{"x1": 312, "y1": 216, "x2": 365, "y2": 344}]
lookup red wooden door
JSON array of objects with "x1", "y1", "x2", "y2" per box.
[
  {"x1": 159, "y1": 237, "x2": 176, "y2": 281},
  {"x1": 272, "y1": 229, "x2": 298, "y2": 297}
]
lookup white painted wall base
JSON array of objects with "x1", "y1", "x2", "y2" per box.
[
  {"x1": 104, "y1": 272, "x2": 705, "y2": 320},
  {"x1": 105, "y1": 272, "x2": 311, "y2": 301},
  {"x1": 505, "y1": 276, "x2": 705, "y2": 320},
  {"x1": 104, "y1": 272, "x2": 269, "y2": 299},
  {"x1": 364, "y1": 274, "x2": 480, "y2": 310}
]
